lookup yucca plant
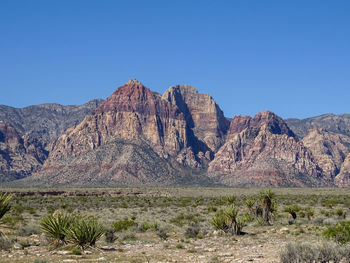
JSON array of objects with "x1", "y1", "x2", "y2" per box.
[
  {"x1": 40, "y1": 211, "x2": 73, "y2": 245},
  {"x1": 245, "y1": 198, "x2": 256, "y2": 217},
  {"x1": 258, "y1": 189, "x2": 276, "y2": 225},
  {"x1": 0, "y1": 193, "x2": 12, "y2": 238},
  {"x1": 65, "y1": 216, "x2": 104, "y2": 249},
  {"x1": 211, "y1": 207, "x2": 245, "y2": 235},
  {"x1": 0, "y1": 193, "x2": 12, "y2": 221},
  {"x1": 211, "y1": 210, "x2": 228, "y2": 232}
]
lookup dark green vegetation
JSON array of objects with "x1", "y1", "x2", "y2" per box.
[{"x1": 0, "y1": 187, "x2": 350, "y2": 262}]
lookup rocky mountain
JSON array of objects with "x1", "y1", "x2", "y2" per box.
[
  {"x1": 0, "y1": 99, "x2": 103, "y2": 149},
  {"x1": 2, "y1": 79, "x2": 350, "y2": 187},
  {"x1": 301, "y1": 128, "x2": 350, "y2": 181},
  {"x1": 0, "y1": 100, "x2": 102, "y2": 182},
  {"x1": 29, "y1": 79, "x2": 220, "y2": 186},
  {"x1": 0, "y1": 121, "x2": 47, "y2": 182},
  {"x1": 208, "y1": 111, "x2": 324, "y2": 187},
  {"x1": 286, "y1": 114, "x2": 350, "y2": 139}
]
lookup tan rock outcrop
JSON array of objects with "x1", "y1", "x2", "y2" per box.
[
  {"x1": 302, "y1": 128, "x2": 350, "y2": 180},
  {"x1": 335, "y1": 153, "x2": 350, "y2": 187},
  {"x1": 162, "y1": 85, "x2": 229, "y2": 152}
]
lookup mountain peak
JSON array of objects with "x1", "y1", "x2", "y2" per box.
[
  {"x1": 125, "y1": 78, "x2": 142, "y2": 86},
  {"x1": 229, "y1": 110, "x2": 295, "y2": 137}
]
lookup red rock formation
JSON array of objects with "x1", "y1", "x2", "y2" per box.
[
  {"x1": 37, "y1": 79, "x2": 204, "y2": 185},
  {"x1": 208, "y1": 111, "x2": 323, "y2": 186},
  {"x1": 47, "y1": 79, "x2": 190, "y2": 161}
]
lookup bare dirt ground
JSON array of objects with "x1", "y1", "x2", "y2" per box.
[{"x1": 0, "y1": 187, "x2": 348, "y2": 263}]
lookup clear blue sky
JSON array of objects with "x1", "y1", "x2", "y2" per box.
[{"x1": 1, "y1": 0, "x2": 349, "y2": 119}]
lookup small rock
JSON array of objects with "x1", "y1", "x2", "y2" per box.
[
  {"x1": 63, "y1": 260, "x2": 76, "y2": 262},
  {"x1": 100, "y1": 246, "x2": 116, "y2": 251},
  {"x1": 84, "y1": 250, "x2": 93, "y2": 254},
  {"x1": 13, "y1": 243, "x2": 23, "y2": 250},
  {"x1": 56, "y1": 250, "x2": 70, "y2": 255}
]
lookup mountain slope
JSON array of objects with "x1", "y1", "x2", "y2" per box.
[{"x1": 0, "y1": 121, "x2": 47, "y2": 182}]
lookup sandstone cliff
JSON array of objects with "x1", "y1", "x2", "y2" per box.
[
  {"x1": 208, "y1": 111, "x2": 324, "y2": 187},
  {"x1": 162, "y1": 85, "x2": 229, "y2": 153}
]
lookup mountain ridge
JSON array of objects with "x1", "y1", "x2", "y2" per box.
[{"x1": 1, "y1": 79, "x2": 350, "y2": 187}]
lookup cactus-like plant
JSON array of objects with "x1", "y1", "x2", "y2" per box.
[{"x1": 65, "y1": 216, "x2": 104, "y2": 249}]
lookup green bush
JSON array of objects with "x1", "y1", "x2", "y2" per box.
[
  {"x1": 113, "y1": 218, "x2": 136, "y2": 232},
  {"x1": 323, "y1": 221, "x2": 350, "y2": 244},
  {"x1": 334, "y1": 208, "x2": 346, "y2": 219},
  {"x1": 65, "y1": 216, "x2": 104, "y2": 249},
  {"x1": 138, "y1": 222, "x2": 158, "y2": 232},
  {"x1": 280, "y1": 242, "x2": 346, "y2": 263},
  {"x1": 105, "y1": 228, "x2": 117, "y2": 243},
  {"x1": 156, "y1": 228, "x2": 168, "y2": 240},
  {"x1": 284, "y1": 204, "x2": 301, "y2": 220},
  {"x1": 185, "y1": 222, "x2": 200, "y2": 238}
]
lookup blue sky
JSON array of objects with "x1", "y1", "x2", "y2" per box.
[{"x1": 0, "y1": 0, "x2": 349, "y2": 119}]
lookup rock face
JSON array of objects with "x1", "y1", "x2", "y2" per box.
[
  {"x1": 0, "y1": 121, "x2": 47, "y2": 182},
  {"x1": 162, "y1": 85, "x2": 229, "y2": 152},
  {"x1": 208, "y1": 111, "x2": 323, "y2": 187},
  {"x1": 0, "y1": 99, "x2": 102, "y2": 182},
  {"x1": 286, "y1": 114, "x2": 350, "y2": 139},
  {"x1": 302, "y1": 128, "x2": 350, "y2": 180},
  {"x1": 47, "y1": 79, "x2": 189, "y2": 161},
  {"x1": 3, "y1": 78, "x2": 350, "y2": 187},
  {"x1": 33, "y1": 79, "x2": 208, "y2": 186}
]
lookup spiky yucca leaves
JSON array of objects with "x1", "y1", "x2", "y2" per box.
[
  {"x1": 65, "y1": 216, "x2": 104, "y2": 249},
  {"x1": 0, "y1": 193, "x2": 12, "y2": 238},
  {"x1": 245, "y1": 198, "x2": 256, "y2": 216},
  {"x1": 40, "y1": 211, "x2": 73, "y2": 245},
  {"x1": 211, "y1": 210, "x2": 228, "y2": 233},
  {"x1": 0, "y1": 193, "x2": 12, "y2": 221},
  {"x1": 211, "y1": 207, "x2": 245, "y2": 235}
]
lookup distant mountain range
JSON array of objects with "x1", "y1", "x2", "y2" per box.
[{"x1": 1, "y1": 79, "x2": 350, "y2": 187}]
